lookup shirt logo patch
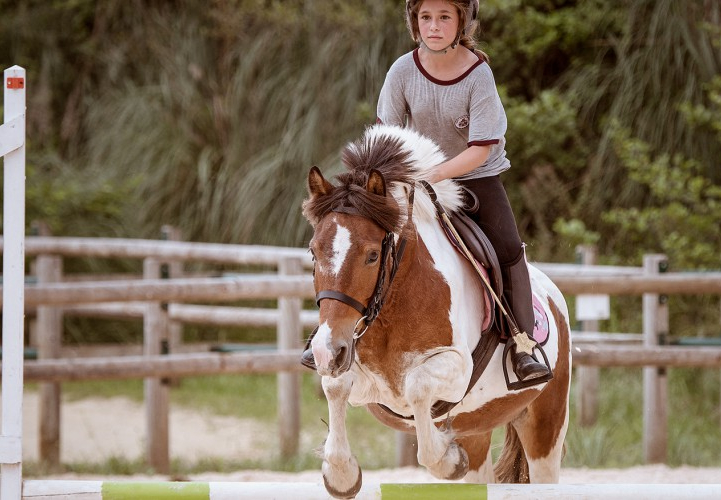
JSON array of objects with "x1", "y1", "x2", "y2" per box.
[{"x1": 455, "y1": 115, "x2": 469, "y2": 129}]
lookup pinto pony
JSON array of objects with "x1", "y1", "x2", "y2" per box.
[{"x1": 302, "y1": 125, "x2": 571, "y2": 498}]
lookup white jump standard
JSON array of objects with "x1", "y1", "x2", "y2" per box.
[{"x1": 1, "y1": 64, "x2": 27, "y2": 500}]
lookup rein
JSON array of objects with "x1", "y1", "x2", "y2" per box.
[{"x1": 315, "y1": 186, "x2": 415, "y2": 342}]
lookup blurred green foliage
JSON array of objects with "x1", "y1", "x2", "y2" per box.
[
  {"x1": 603, "y1": 121, "x2": 721, "y2": 269},
  {"x1": 1, "y1": 0, "x2": 719, "y2": 269}
]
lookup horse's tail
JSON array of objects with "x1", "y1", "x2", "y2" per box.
[{"x1": 494, "y1": 423, "x2": 529, "y2": 483}]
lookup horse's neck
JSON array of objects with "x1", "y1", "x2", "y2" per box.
[
  {"x1": 357, "y1": 231, "x2": 456, "y2": 387},
  {"x1": 381, "y1": 230, "x2": 455, "y2": 342}
]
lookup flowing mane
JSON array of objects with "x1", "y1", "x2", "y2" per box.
[{"x1": 303, "y1": 124, "x2": 466, "y2": 232}]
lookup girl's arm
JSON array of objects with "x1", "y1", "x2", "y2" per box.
[{"x1": 428, "y1": 145, "x2": 490, "y2": 183}]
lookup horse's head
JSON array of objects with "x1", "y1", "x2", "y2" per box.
[
  {"x1": 304, "y1": 166, "x2": 399, "y2": 377},
  {"x1": 301, "y1": 125, "x2": 466, "y2": 377}
]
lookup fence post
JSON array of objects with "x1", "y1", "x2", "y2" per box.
[
  {"x1": 575, "y1": 245, "x2": 600, "y2": 427},
  {"x1": 278, "y1": 257, "x2": 302, "y2": 459},
  {"x1": 34, "y1": 222, "x2": 64, "y2": 468},
  {"x1": 643, "y1": 254, "x2": 668, "y2": 463},
  {"x1": 161, "y1": 225, "x2": 184, "y2": 352},
  {"x1": 143, "y1": 257, "x2": 170, "y2": 473},
  {"x1": 160, "y1": 225, "x2": 183, "y2": 387},
  {"x1": 1, "y1": 64, "x2": 26, "y2": 500}
]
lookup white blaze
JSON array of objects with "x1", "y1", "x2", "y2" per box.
[
  {"x1": 311, "y1": 321, "x2": 333, "y2": 370},
  {"x1": 331, "y1": 224, "x2": 351, "y2": 276}
]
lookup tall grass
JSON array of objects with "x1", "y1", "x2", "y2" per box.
[{"x1": 81, "y1": 1, "x2": 412, "y2": 246}]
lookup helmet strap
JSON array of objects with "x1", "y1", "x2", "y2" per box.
[
  {"x1": 420, "y1": 40, "x2": 453, "y2": 55},
  {"x1": 420, "y1": 25, "x2": 464, "y2": 54}
]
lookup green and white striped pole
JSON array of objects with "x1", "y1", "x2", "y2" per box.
[{"x1": 22, "y1": 481, "x2": 721, "y2": 499}]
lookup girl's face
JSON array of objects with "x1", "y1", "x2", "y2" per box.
[{"x1": 417, "y1": 0, "x2": 460, "y2": 51}]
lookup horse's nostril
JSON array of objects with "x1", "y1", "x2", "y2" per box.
[{"x1": 335, "y1": 346, "x2": 347, "y2": 366}]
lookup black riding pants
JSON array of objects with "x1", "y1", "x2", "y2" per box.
[{"x1": 457, "y1": 175, "x2": 523, "y2": 266}]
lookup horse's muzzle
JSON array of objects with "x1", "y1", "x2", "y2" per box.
[{"x1": 313, "y1": 340, "x2": 354, "y2": 377}]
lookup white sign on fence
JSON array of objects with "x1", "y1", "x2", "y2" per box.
[{"x1": 576, "y1": 294, "x2": 611, "y2": 321}]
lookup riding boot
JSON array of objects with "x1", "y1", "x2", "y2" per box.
[
  {"x1": 301, "y1": 326, "x2": 319, "y2": 370},
  {"x1": 502, "y1": 248, "x2": 551, "y2": 382}
]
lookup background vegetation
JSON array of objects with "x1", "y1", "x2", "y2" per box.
[
  {"x1": 2, "y1": 0, "x2": 719, "y2": 263},
  {"x1": 3, "y1": 0, "x2": 721, "y2": 473},
  {"x1": 2, "y1": 0, "x2": 719, "y2": 349}
]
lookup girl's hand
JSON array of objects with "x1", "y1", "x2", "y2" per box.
[
  {"x1": 429, "y1": 166, "x2": 445, "y2": 184},
  {"x1": 430, "y1": 145, "x2": 491, "y2": 183}
]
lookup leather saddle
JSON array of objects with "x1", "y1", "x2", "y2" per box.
[{"x1": 448, "y1": 211, "x2": 503, "y2": 297}]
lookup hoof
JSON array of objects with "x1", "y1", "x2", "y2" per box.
[
  {"x1": 323, "y1": 463, "x2": 362, "y2": 499},
  {"x1": 443, "y1": 442, "x2": 469, "y2": 481}
]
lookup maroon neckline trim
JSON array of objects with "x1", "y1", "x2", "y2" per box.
[{"x1": 413, "y1": 48, "x2": 484, "y2": 86}]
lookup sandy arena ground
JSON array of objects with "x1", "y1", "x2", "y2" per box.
[{"x1": 15, "y1": 393, "x2": 721, "y2": 484}]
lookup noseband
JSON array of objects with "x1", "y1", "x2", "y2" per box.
[{"x1": 314, "y1": 188, "x2": 414, "y2": 341}]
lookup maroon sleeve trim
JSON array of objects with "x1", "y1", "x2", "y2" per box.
[{"x1": 468, "y1": 139, "x2": 499, "y2": 147}]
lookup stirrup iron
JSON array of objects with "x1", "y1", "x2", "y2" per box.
[{"x1": 502, "y1": 332, "x2": 553, "y2": 390}]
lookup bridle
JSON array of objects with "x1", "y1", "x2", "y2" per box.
[
  {"x1": 316, "y1": 231, "x2": 404, "y2": 340},
  {"x1": 314, "y1": 186, "x2": 415, "y2": 342}
]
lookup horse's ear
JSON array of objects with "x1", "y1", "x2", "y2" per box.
[
  {"x1": 308, "y1": 166, "x2": 334, "y2": 197},
  {"x1": 367, "y1": 169, "x2": 386, "y2": 197}
]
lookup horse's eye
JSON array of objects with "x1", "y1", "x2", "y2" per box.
[{"x1": 366, "y1": 250, "x2": 379, "y2": 265}]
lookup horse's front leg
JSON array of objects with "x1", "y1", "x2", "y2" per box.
[
  {"x1": 405, "y1": 351, "x2": 470, "y2": 481},
  {"x1": 320, "y1": 373, "x2": 362, "y2": 499}
]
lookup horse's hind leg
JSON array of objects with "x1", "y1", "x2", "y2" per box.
[
  {"x1": 509, "y1": 357, "x2": 571, "y2": 483},
  {"x1": 320, "y1": 373, "x2": 362, "y2": 499},
  {"x1": 457, "y1": 432, "x2": 495, "y2": 483},
  {"x1": 510, "y1": 398, "x2": 568, "y2": 482},
  {"x1": 504, "y1": 299, "x2": 572, "y2": 483}
]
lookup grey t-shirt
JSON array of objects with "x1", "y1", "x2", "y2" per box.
[{"x1": 376, "y1": 48, "x2": 510, "y2": 180}]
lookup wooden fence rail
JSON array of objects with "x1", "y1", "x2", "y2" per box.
[
  {"x1": 5, "y1": 275, "x2": 314, "y2": 307},
  {"x1": 59, "y1": 302, "x2": 321, "y2": 328},
  {"x1": 548, "y1": 273, "x2": 721, "y2": 295},
  {"x1": 8, "y1": 346, "x2": 721, "y2": 383},
  {"x1": 8, "y1": 236, "x2": 312, "y2": 266},
  {"x1": 5, "y1": 269, "x2": 721, "y2": 307},
  {"x1": 17, "y1": 351, "x2": 305, "y2": 382},
  {"x1": 572, "y1": 346, "x2": 721, "y2": 368}
]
